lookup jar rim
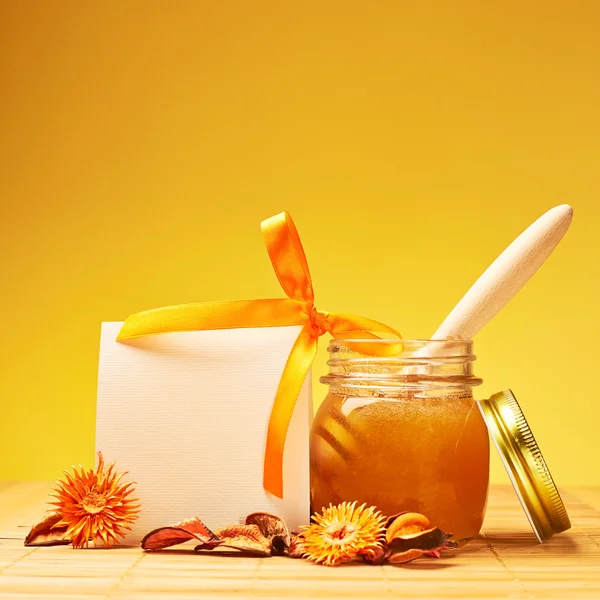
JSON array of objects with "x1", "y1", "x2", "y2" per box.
[
  {"x1": 327, "y1": 338, "x2": 474, "y2": 356},
  {"x1": 323, "y1": 338, "x2": 481, "y2": 389},
  {"x1": 329, "y1": 338, "x2": 472, "y2": 344}
]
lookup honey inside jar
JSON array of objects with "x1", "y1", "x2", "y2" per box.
[{"x1": 310, "y1": 339, "x2": 489, "y2": 543}]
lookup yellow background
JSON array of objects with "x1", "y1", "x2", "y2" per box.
[{"x1": 1, "y1": 1, "x2": 598, "y2": 487}]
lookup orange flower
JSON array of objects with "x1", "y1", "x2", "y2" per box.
[
  {"x1": 300, "y1": 502, "x2": 386, "y2": 566},
  {"x1": 50, "y1": 452, "x2": 140, "y2": 548}
]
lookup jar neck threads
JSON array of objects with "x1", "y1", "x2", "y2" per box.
[{"x1": 320, "y1": 339, "x2": 482, "y2": 394}]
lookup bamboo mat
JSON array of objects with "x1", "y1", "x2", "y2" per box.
[{"x1": 1, "y1": 482, "x2": 599, "y2": 599}]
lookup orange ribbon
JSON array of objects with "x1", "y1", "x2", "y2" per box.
[{"x1": 117, "y1": 212, "x2": 400, "y2": 498}]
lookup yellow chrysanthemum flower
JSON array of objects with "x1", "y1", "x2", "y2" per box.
[{"x1": 300, "y1": 502, "x2": 386, "y2": 566}]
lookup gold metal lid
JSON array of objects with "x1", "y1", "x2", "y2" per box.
[{"x1": 477, "y1": 389, "x2": 571, "y2": 542}]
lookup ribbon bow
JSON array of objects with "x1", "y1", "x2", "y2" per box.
[{"x1": 117, "y1": 212, "x2": 400, "y2": 498}]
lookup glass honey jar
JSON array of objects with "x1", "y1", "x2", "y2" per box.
[{"x1": 310, "y1": 339, "x2": 489, "y2": 542}]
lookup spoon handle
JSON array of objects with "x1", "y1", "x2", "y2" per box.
[{"x1": 432, "y1": 204, "x2": 573, "y2": 340}]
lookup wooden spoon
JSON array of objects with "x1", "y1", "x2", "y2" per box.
[{"x1": 430, "y1": 204, "x2": 573, "y2": 341}]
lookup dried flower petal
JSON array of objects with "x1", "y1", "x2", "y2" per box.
[
  {"x1": 364, "y1": 511, "x2": 456, "y2": 565},
  {"x1": 245, "y1": 512, "x2": 290, "y2": 554},
  {"x1": 382, "y1": 511, "x2": 455, "y2": 564},
  {"x1": 360, "y1": 544, "x2": 391, "y2": 565},
  {"x1": 143, "y1": 518, "x2": 273, "y2": 556},
  {"x1": 141, "y1": 517, "x2": 218, "y2": 551},
  {"x1": 385, "y1": 512, "x2": 431, "y2": 543},
  {"x1": 198, "y1": 524, "x2": 270, "y2": 556},
  {"x1": 24, "y1": 511, "x2": 70, "y2": 547},
  {"x1": 286, "y1": 534, "x2": 306, "y2": 558},
  {"x1": 388, "y1": 548, "x2": 427, "y2": 564},
  {"x1": 425, "y1": 538, "x2": 459, "y2": 558}
]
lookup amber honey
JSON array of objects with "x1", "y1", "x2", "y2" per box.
[{"x1": 311, "y1": 339, "x2": 489, "y2": 542}]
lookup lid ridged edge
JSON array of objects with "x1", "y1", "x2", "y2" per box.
[{"x1": 501, "y1": 390, "x2": 571, "y2": 533}]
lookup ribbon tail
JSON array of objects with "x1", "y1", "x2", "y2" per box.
[
  {"x1": 327, "y1": 312, "x2": 403, "y2": 356},
  {"x1": 326, "y1": 313, "x2": 401, "y2": 338},
  {"x1": 263, "y1": 322, "x2": 317, "y2": 499}
]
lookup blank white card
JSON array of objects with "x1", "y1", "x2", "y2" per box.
[{"x1": 96, "y1": 322, "x2": 311, "y2": 544}]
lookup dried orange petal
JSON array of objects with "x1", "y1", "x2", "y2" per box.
[
  {"x1": 388, "y1": 548, "x2": 426, "y2": 564},
  {"x1": 287, "y1": 534, "x2": 306, "y2": 558},
  {"x1": 383, "y1": 511, "x2": 454, "y2": 565},
  {"x1": 385, "y1": 512, "x2": 431, "y2": 543},
  {"x1": 360, "y1": 544, "x2": 391, "y2": 565},
  {"x1": 386, "y1": 527, "x2": 450, "y2": 564},
  {"x1": 25, "y1": 511, "x2": 70, "y2": 547},
  {"x1": 141, "y1": 517, "x2": 218, "y2": 551},
  {"x1": 203, "y1": 524, "x2": 270, "y2": 556},
  {"x1": 245, "y1": 512, "x2": 290, "y2": 554},
  {"x1": 387, "y1": 527, "x2": 446, "y2": 551}
]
